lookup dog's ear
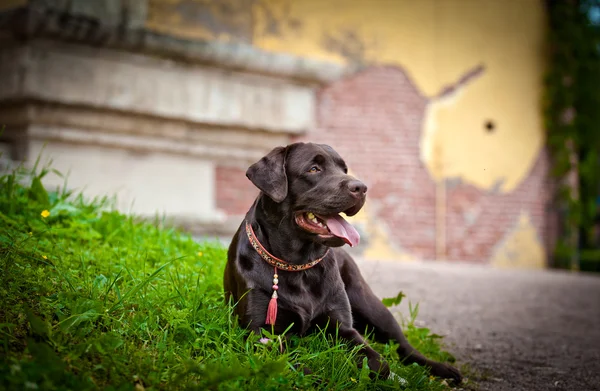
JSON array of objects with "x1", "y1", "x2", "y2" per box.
[{"x1": 246, "y1": 146, "x2": 288, "y2": 203}]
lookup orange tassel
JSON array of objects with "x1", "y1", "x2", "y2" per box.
[{"x1": 266, "y1": 292, "x2": 278, "y2": 325}]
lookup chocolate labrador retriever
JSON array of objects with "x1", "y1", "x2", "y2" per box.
[{"x1": 223, "y1": 142, "x2": 462, "y2": 383}]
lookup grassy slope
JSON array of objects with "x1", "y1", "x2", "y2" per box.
[{"x1": 0, "y1": 165, "x2": 459, "y2": 391}]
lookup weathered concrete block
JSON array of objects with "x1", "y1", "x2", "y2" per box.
[
  {"x1": 3, "y1": 40, "x2": 315, "y2": 133},
  {"x1": 29, "y1": 134, "x2": 218, "y2": 221}
]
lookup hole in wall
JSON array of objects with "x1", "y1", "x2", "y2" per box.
[{"x1": 484, "y1": 120, "x2": 496, "y2": 133}]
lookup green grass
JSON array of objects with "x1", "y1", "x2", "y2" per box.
[{"x1": 0, "y1": 163, "x2": 461, "y2": 390}]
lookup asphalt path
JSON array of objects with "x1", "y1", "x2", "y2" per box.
[{"x1": 356, "y1": 259, "x2": 600, "y2": 391}]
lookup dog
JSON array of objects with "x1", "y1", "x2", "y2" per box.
[{"x1": 223, "y1": 142, "x2": 462, "y2": 383}]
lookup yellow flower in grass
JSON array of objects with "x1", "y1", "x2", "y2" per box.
[
  {"x1": 42, "y1": 255, "x2": 47, "y2": 260},
  {"x1": 41, "y1": 210, "x2": 50, "y2": 218},
  {"x1": 197, "y1": 252, "x2": 203, "y2": 257}
]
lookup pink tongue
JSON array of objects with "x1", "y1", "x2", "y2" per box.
[{"x1": 324, "y1": 214, "x2": 360, "y2": 247}]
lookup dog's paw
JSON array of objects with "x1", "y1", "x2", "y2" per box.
[
  {"x1": 367, "y1": 357, "x2": 391, "y2": 379},
  {"x1": 430, "y1": 362, "x2": 463, "y2": 385}
]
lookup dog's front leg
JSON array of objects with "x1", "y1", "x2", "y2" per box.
[
  {"x1": 238, "y1": 288, "x2": 272, "y2": 334},
  {"x1": 241, "y1": 289, "x2": 293, "y2": 346},
  {"x1": 341, "y1": 260, "x2": 463, "y2": 384},
  {"x1": 240, "y1": 289, "x2": 315, "y2": 376}
]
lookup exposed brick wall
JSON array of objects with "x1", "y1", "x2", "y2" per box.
[
  {"x1": 296, "y1": 66, "x2": 437, "y2": 260},
  {"x1": 445, "y1": 151, "x2": 550, "y2": 261},
  {"x1": 216, "y1": 65, "x2": 551, "y2": 263},
  {"x1": 296, "y1": 65, "x2": 551, "y2": 263},
  {"x1": 216, "y1": 165, "x2": 258, "y2": 217}
]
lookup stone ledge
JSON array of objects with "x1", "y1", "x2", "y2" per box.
[
  {"x1": 138, "y1": 32, "x2": 350, "y2": 85},
  {"x1": 0, "y1": 2, "x2": 349, "y2": 84},
  {"x1": 174, "y1": 215, "x2": 242, "y2": 238},
  {"x1": 0, "y1": 102, "x2": 290, "y2": 167},
  {"x1": 0, "y1": 40, "x2": 320, "y2": 134}
]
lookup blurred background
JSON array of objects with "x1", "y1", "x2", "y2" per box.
[{"x1": 0, "y1": 0, "x2": 599, "y2": 272}]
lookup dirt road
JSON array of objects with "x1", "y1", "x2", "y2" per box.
[{"x1": 357, "y1": 259, "x2": 600, "y2": 391}]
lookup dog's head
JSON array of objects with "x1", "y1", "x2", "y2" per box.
[{"x1": 246, "y1": 142, "x2": 367, "y2": 248}]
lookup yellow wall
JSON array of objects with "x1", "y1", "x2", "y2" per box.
[
  {"x1": 146, "y1": 0, "x2": 548, "y2": 266},
  {"x1": 147, "y1": 0, "x2": 546, "y2": 193},
  {"x1": 490, "y1": 212, "x2": 546, "y2": 269},
  {"x1": 252, "y1": 0, "x2": 546, "y2": 193}
]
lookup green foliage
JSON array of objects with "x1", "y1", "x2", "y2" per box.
[
  {"x1": 380, "y1": 294, "x2": 455, "y2": 365},
  {"x1": 0, "y1": 164, "x2": 459, "y2": 390},
  {"x1": 544, "y1": 0, "x2": 600, "y2": 271},
  {"x1": 381, "y1": 291, "x2": 406, "y2": 308}
]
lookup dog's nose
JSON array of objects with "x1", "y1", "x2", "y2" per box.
[{"x1": 347, "y1": 180, "x2": 367, "y2": 195}]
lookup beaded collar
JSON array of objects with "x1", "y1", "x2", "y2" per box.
[
  {"x1": 244, "y1": 220, "x2": 329, "y2": 272},
  {"x1": 244, "y1": 220, "x2": 329, "y2": 325}
]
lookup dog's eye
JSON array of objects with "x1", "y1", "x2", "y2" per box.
[{"x1": 308, "y1": 166, "x2": 320, "y2": 173}]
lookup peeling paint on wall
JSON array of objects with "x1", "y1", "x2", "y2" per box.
[
  {"x1": 421, "y1": 64, "x2": 486, "y2": 185},
  {"x1": 295, "y1": 66, "x2": 550, "y2": 266},
  {"x1": 145, "y1": 0, "x2": 550, "y2": 267},
  {"x1": 320, "y1": 27, "x2": 374, "y2": 66},
  {"x1": 253, "y1": 0, "x2": 303, "y2": 39},
  {"x1": 490, "y1": 212, "x2": 545, "y2": 269},
  {"x1": 147, "y1": 0, "x2": 303, "y2": 43},
  {"x1": 147, "y1": 0, "x2": 254, "y2": 42},
  {"x1": 345, "y1": 169, "x2": 417, "y2": 262},
  {"x1": 420, "y1": 60, "x2": 544, "y2": 193},
  {"x1": 361, "y1": 216, "x2": 417, "y2": 262},
  {"x1": 146, "y1": 0, "x2": 546, "y2": 193},
  {"x1": 259, "y1": 0, "x2": 547, "y2": 196}
]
